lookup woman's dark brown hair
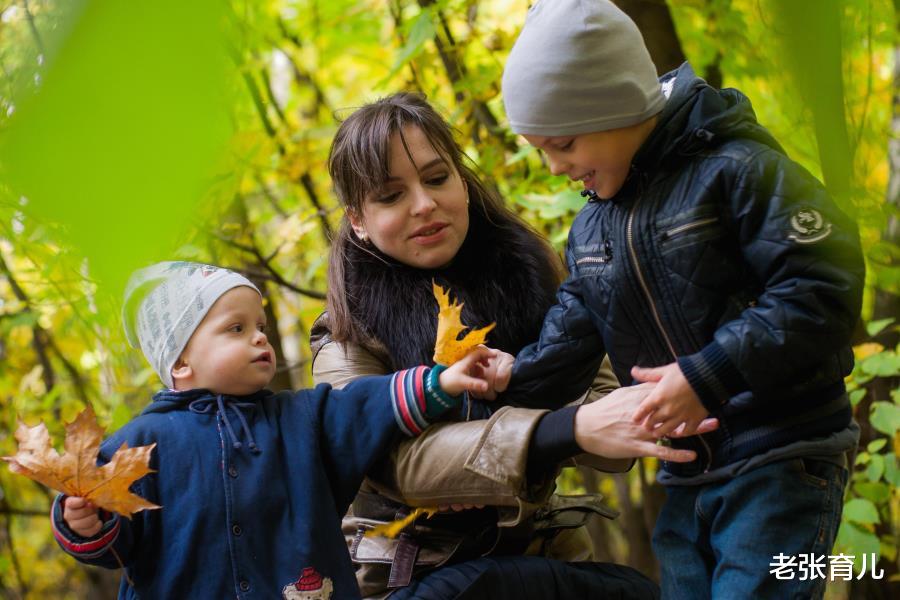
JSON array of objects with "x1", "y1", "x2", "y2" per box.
[{"x1": 326, "y1": 92, "x2": 562, "y2": 347}]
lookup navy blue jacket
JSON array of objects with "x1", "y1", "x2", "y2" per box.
[
  {"x1": 506, "y1": 63, "x2": 864, "y2": 476},
  {"x1": 51, "y1": 368, "x2": 445, "y2": 599}
]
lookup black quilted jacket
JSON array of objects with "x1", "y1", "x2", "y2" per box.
[{"x1": 506, "y1": 63, "x2": 865, "y2": 476}]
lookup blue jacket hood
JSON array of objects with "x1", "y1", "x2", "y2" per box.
[{"x1": 142, "y1": 388, "x2": 273, "y2": 416}]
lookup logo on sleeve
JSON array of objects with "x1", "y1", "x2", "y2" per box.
[
  {"x1": 788, "y1": 207, "x2": 832, "y2": 244},
  {"x1": 282, "y1": 567, "x2": 333, "y2": 600}
]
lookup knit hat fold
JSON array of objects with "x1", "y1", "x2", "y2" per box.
[
  {"x1": 502, "y1": 0, "x2": 665, "y2": 136},
  {"x1": 123, "y1": 262, "x2": 259, "y2": 389}
]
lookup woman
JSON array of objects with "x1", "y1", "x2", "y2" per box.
[{"x1": 311, "y1": 93, "x2": 714, "y2": 599}]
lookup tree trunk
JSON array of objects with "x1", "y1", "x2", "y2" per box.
[
  {"x1": 874, "y1": 0, "x2": 900, "y2": 348},
  {"x1": 613, "y1": 0, "x2": 687, "y2": 75}
]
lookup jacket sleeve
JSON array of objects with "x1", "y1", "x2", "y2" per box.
[
  {"x1": 312, "y1": 338, "x2": 559, "y2": 508},
  {"x1": 677, "y1": 147, "x2": 865, "y2": 412},
  {"x1": 503, "y1": 241, "x2": 607, "y2": 408}
]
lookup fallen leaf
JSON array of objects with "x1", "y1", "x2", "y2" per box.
[
  {"x1": 3, "y1": 407, "x2": 160, "y2": 518},
  {"x1": 432, "y1": 282, "x2": 495, "y2": 366},
  {"x1": 364, "y1": 507, "x2": 438, "y2": 539}
]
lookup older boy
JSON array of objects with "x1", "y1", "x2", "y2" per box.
[
  {"x1": 51, "y1": 261, "x2": 493, "y2": 599},
  {"x1": 499, "y1": 1, "x2": 864, "y2": 598}
]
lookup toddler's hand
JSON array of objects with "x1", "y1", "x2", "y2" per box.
[
  {"x1": 630, "y1": 363, "x2": 708, "y2": 438},
  {"x1": 438, "y1": 345, "x2": 498, "y2": 397},
  {"x1": 63, "y1": 496, "x2": 103, "y2": 538},
  {"x1": 469, "y1": 350, "x2": 514, "y2": 400}
]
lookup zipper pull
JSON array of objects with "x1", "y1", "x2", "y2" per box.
[{"x1": 581, "y1": 189, "x2": 601, "y2": 202}]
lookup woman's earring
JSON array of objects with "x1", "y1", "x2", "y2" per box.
[{"x1": 465, "y1": 195, "x2": 470, "y2": 206}]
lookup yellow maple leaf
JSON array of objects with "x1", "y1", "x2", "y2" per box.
[
  {"x1": 364, "y1": 506, "x2": 439, "y2": 539},
  {"x1": 432, "y1": 282, "x2": 495, "y2": 366},
  {"x1": 3, "y1": 407, "x2": 160, "y2": 518}
]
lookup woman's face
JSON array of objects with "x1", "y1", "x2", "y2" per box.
[{"x1": 350, "y1": 126, "x2": 469, "y2": 270}]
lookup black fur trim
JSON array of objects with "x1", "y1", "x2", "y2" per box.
[{"x1": 345, "y1": 213, "x2": 560, "y2": 370}]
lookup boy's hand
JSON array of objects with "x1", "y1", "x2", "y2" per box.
[
  {"x1": 630, "y1": 363, "x2": 709, "y2": 438},
  {"x1": 469, "y1": 350, "x2": 514, "y2": 400},
  {"x1": 438, "y1": 345, "x2": 498, "y2": 397},
  {"x1": 63, "y1": 496, "x2": 103, "y2": 538}
]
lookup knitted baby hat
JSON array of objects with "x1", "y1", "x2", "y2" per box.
[
  {"x1": 502, "y1": 0, "x2": 665, "y2": 136},
  {"x1": 123, "y1": 262, "x2": 260, "y2": 389}
]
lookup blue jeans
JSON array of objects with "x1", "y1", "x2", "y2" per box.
[
  {"x1": 389, "y1": 557, "x2": 659, "y2": 599},
  {"x1": 652, "y1": 457, "x2": 848, "y2": 600}
]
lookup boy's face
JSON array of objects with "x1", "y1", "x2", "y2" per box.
[
  {"x1": 523, "y1": 118, "x2": 656, "y2": 200},
  {"x1": 173, "y1": 286, "x2": 276, "y2": 395}
]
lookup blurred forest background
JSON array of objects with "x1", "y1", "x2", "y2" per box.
[{"x1": 0, "y1": 0, "x2": 898, "y2": 597}]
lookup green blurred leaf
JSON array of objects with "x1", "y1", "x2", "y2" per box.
[
  {"x1": 843, "y1": 498, "x2": 880, "y2": 525},
  {"x1": 884, "y1": 453, "x2": 900, "y2": 487},
  {"x1": 867, "y1": 439, "x2": 887, "y2": 453},
  {"x1": 853, "y1": 481, "x2": 890, "y2": 504},
  {"x1": 866, "y1": 318, "x2": 895, "y2": 337},
  {"x1": 0, "y1": 0, "x2": 234, "y2": 295},
  {"x1": 860, "y1": 351, "x2": 900, "y2": 378},
  {"x1": 835, "y1": 522, "x2": 880, "y2": 567},
  {"x1": 849, "y1": 388, "x2": 867, "y2": 407},
  {"x1": 866, "y1": 454, "x2": 885, "y2": 482},
  {"x1": 870, "y1": 402, "x2": 900, "y2": 436}
]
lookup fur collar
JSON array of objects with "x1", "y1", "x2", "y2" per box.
[{"x1": 345, "y1": 216, "x2": 560, "y2": 370}]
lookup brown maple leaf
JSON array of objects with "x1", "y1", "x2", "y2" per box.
[
  {"x1": 3, "y1": 406, "x2": 160, "y2": 518},
  {"x1": 432, "y1": 282, "x2": 495, "y2": 366}
]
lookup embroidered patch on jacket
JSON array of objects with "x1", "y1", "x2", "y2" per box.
[
  {"x1": 787, "y1": 207, "x2": 832, "y2": 244},
  {"x1": 282, "y1": 567, "x2": 333, "y2": 600}
]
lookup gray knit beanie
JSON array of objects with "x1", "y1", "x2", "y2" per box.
[
  {"x1": 122, "y1": 261, "x2": 260, "y2": 389},
  {"x1": 502, "y1": 0, "x2": 665, "y2": 136}
]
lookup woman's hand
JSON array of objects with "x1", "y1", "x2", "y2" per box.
[{"x1": 574, "y1": 383, "x2": 719, "y2": 462}]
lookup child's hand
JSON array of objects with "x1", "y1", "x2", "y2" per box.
[
  {"x1": 438, "y1": 345, "x2": 498, "y2": 397},
  {"x1": 630, "y1": 363, "x2": 708, "y2": 438},
  {"x1": 469, "y1": 350, "x2": 514, "y2": 400},
  {"x1": 63, "y1": 496, "x2": 103, "y2": 538}
]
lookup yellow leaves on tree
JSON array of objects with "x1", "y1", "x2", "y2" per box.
[
  {"x1": 3, "y1": 406, "x2": 160, "y2": 518},
  {"x1": 432, "y1": 282, "x2": 495, "y2": 366}
]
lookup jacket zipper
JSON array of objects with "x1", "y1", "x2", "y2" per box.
[
  {"x1": 664, "y1": 216, "x2": 718, "y2": 238},
  {"x1": 626, "y1": 206, "x2": 677, "y2": 358},
  {"x1": 576, "y1": 256, "x2": 611, "y2": 265},
  {"x1": 626, "y1": 200, "x2": 713, "y2": 472}
]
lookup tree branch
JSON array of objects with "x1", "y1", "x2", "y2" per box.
[
  {"x1": 416, "y1": 0, "x2": 518, "y2": 152},
  {"x1": 0, "y1": 254, "x2": 91, "y2": 410},
  {"x1": 21, "y1": 0, "x2": 44, "y2": 56},
  {"x1": 212, "y1": 233, "x2": 327, "y2": 300}
]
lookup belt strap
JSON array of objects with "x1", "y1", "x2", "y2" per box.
[{"x1": 388, "y1": 534, "x2": 419, "y2": 588}]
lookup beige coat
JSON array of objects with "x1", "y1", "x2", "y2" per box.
[{"x1": 310, "y1": 316, "x2": 630, "y2": 598}]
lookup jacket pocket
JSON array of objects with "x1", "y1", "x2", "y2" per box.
[
  {"x1": 658, "y1": 206, "x2": 724, "y2": 254},
  {"x1": 571, "y1": 240, "x2": 614, "y2": 277}
]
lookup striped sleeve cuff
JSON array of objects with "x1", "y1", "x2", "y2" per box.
[
  {"x1": 390, "y1": 366, "x2": 464, "y2": 436},
  {"x1": 677, "y1": 341, "x2": 748, "y2": 413},
  {"x1": 51, "y1": 494, "x2": 120, "y2": 559},
  {"x1": 390, "y1": 366, "x2": 429, "y2": 436}
]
